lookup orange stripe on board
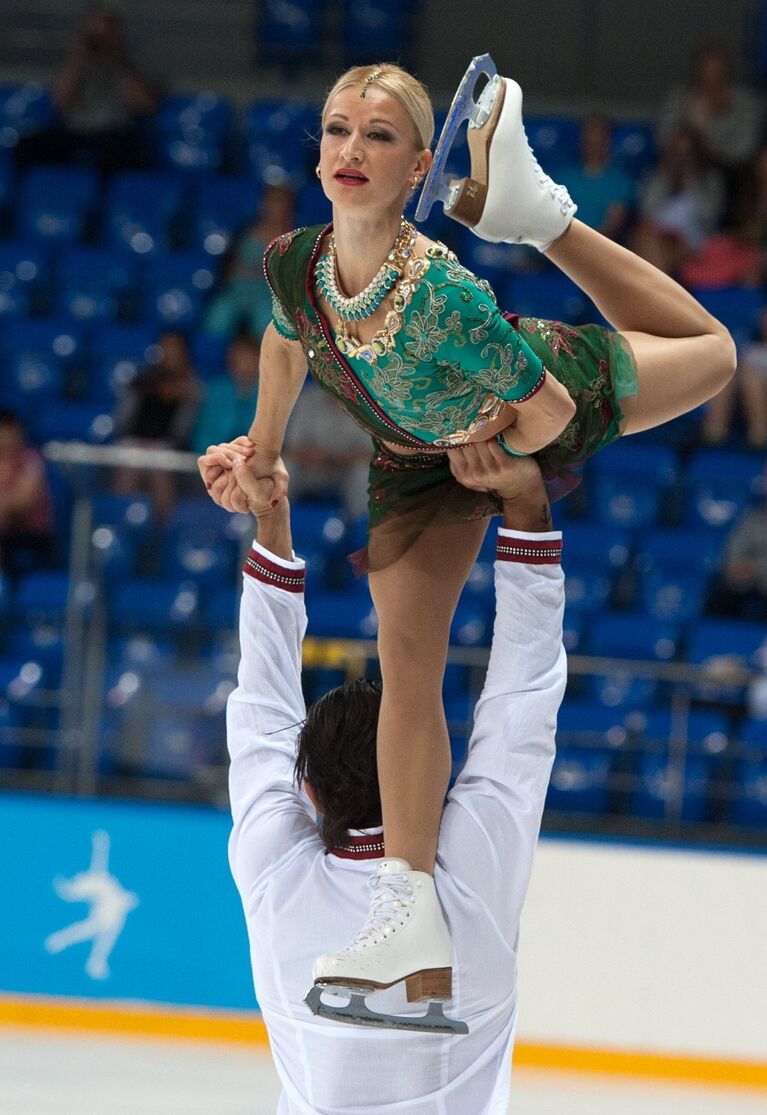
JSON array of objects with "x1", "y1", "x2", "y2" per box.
[
  {"x1": 514, "y1": 1041, "x2": 767, "y2": 1091},
  {"x1": 0, "y1": 995, "x2": 269, "y2": 1048},
  {"x1": 1, "y1": 996, "x2": 766, "y2": 1091}
]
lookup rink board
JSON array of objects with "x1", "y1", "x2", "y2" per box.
[{"x1": 1, "y1": 791, "x2": 766, "y2": 1090}]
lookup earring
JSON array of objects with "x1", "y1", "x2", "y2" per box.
[
  {"x1": 411, "y1": 173, "x2": 420, "y2": 191},
  {"x1": 315, "y1": 165, "x2": 321, "y2": 179}
]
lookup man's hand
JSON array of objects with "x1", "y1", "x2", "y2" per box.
[
  {"x1": 448, "y1": 441, "x2": 553, "y2": 532},
  {"x1": 198, "y1": 437, "x2": 255, "y2": 513}
]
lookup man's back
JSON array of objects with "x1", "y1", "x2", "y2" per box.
[{"x1": 228, "y1": 528, "x2": 565, "y2": 1114}]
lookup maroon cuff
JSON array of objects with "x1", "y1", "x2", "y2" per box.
[
  {"x1": 243, "y1": 548, "x2": 305, "y2": 592},
  {"x1": 496, "y1": 537, "x2": 563, "y2": 565}
]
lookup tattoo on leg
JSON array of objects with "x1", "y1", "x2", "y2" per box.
[{"x1": 540, "y1": 503, "x2": 552, "y2": 527}]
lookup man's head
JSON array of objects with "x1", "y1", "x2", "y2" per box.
[{"x1": 294, "y1": 678, "x2": 382, "y2": 850}]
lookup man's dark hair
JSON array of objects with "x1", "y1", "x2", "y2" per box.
[{"x1": 294, "y1": 678, "x2": 382, "y2": 850}]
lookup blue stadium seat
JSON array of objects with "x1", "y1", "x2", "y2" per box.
[
  {"x1": 690, "y1": 287, "x2": 764, "y2": 348},
  {"x1": 243, "y1": 100, "x2": 316, "y2": 186},
  {"x1": 295, "y1": 181, "x2": 332, "y2": 228},
  {"x1": 0, "y1": 82, "x2": 56, "y2": 145},
  {"x1": 461, "y1": 560, "x2": 495, "y2": 608},
  {"x1": 633, "y1": 526, "x2": 723, "y2": 576},
  {"x1": 306, "y1": 588, "x2": 378, "y2": 639},
  {"x1": 546, "y1": 747, "x2": 613, "y2": 814},
  {"x1": 0, "y1": 657, "x2": 46, "y2": 769},
  {"x1": 342, "y1": 0, "x2": 410, "y2": 62},
  {"x1": 141, "y1": 251, "x2": 216, "y2": 327},
  {"x1": 141, "y1": 713, "x2": 203, "y2": 780},
  {"x1": 684, "y1": 449, "x2": 764, "y2": 531},
  {"x1": 592, "y1": 440, "x2": 679, "y2": 486},
  {"x1": 5, "y1": 624, "x2": 65, "y2": 686},
  {"x1": 91, "y1": 492, "x2": 154, "y2": 538},
  {"x1": 640, "y1": 569, "x2": 709, "y2": 624},
  {"x1": 2, "y1": 318, "x2": 83, "y2": 417},
  {"x1": 164, "y1": 525, "x2": 236, "y2": 587},
  {"x1": 190, "y1": 332, "x2": 230, "y2": 379},
  {"x1": 730, "y1": 758, "x2": 767, "y2": 827},
  {"x1": 56, "y1": 246, "x2": 139, "y2": 323},
  {"x1": 205, "y1": 584, "x2": 238, "y2": 631},
  {"x1": 16, "y1": 166, "x2": 99, "y2": 243},
  {"x1": 451, "y1": 601, "x2": 492, "y2": 648},
  {"x1": 563, "y1": 567, "x2": 613, "y2": 614},
  {"x1": 190, "y1": 176, "x2": 262, "y2": 256},
  {"x1": 0, "y1": 695, "x2": 25, "y2": 769},
  {"x1": 587, "y1": 668, "x2": 656, "y2": 711},
  {"x1": 33, "y1": 401, "x2": 114, "y2": 445},
  {"x1": 561, "y1": 522, "x2": 632, "y2": 571},
  {"x1": 13, "y1": 570, "x2": 71, "y2": 624},
  {"x1": 612, "y1": 121, "x2": 656, "y2": 177},
  {"x1": 111, "y1": 578, "x2": 200, "y2": 632},
  {"x1": 258, "y1": 0, "x2": 326, "y2": 57},
  {"x1": 637, "y1": 708, "x2": 731, "y2": 755},
  {"x1": 0, "y1": 241, "x2": 50, "y2": 319},
  {"x1": 524, "y1": 116, "x2": 580, "y2": 170},
  {"x1": 110, "y1": 634, "x2": 176, "y2": 674},
  {"x1": 737, "y1": 719, "x2": 767, "y2": 756},
  {"x1": 165, "y1": 496, "x2": 233, "y2": 535},
  {"x1": 687, "y1": 619, "x2": 767, "y2": 703},
  {"x1": 457, "y1": 230, "x2": 519, "y2": 291},
  {"x1": 562, "y1": 607, "x2": 585, "y2": 653},
  {"x1": 505, "y1": 270, "x2": 592, "y2": 325},
  {"x1": 89, "y1": 524, "x2": 139, "y2": 578},
  {"x1": 556, "y1": 700, "x2": 630, "y2": 749},
  {"x1": 106, "y1": 171, "x2": 185, "y2": 255},
  {"x1": 590, "y1": 612, "x2": 679, "y2": 661},
  {"x1": 89, "y1": 323, "x2": 158, "y2": 403},
  {"x1": 291, "y1": 502, "x2": 348, "y2": 556},
  {"x1": 593, "y1": 473, "x2": 662, "y2": 529},
  {"x1": 631, "y1": 752, "x2": 712, "y2": 822},
  {"x1": 153, "y1": 93, "x2": 234, "y2": 173}
]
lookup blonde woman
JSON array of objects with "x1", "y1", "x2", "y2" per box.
[{"x1": 205, "y1": 60, "x2": 734, "y2": 1029}]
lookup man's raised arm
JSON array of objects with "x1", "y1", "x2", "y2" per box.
[
  {"x1": 203, "y1": 450, "x2": 320, "y2": 902},
  {"x1": 440, "y1": 445, "x2": 566, "y2": 932}
]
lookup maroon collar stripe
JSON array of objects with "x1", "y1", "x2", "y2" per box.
[
  {"x1": 328, "y1": 832, "x2": 386, "y2": 860},
  {"x1": 496, "y1": 538, "x2": 562, "y2": 565},
  {"x1": 243, "y1": 548, "x2": 305, "y2": 592}
]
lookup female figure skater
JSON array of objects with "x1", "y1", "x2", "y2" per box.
[{"x1": 206, "y1": 60, "x2": 735, "y2": 1027}]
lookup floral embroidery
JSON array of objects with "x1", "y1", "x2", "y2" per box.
[
  {"x1": 271, "y1": 294, "x2": 300, "y2": 341},
  {"x1": 520, "y1": 317, "x2": 579, "y2": 360}
]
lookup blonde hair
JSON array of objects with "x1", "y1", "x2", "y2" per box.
[{"x1": 322, "y1": 63, "x2": 434, "y2": 151}]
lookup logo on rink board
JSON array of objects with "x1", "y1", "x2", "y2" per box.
[{"x1": 44, "y1": 830, "x2": 139, "y2": 980}]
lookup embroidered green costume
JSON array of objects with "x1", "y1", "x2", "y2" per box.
[{"x1": 265, "y1": 223, "x2": 638, "y2": 568}]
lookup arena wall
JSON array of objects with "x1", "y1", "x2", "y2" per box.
[{"x1": 1, "y1": 793, "x2": 765, "y2": 1085}]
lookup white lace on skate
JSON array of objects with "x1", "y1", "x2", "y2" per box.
[
  {"x1": 526, "y1": 135, "x2": 574, "y2": 217},
  {"x1": 343, "y1": 872, "x2": 416, "y2": 953}
]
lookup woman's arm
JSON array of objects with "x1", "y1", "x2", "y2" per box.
[{"x1": 498, "y1": 372, "x2": 575, "y2": 455}]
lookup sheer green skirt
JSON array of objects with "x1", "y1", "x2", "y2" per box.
[{"x1": 355, "y1": 318, "x2": 639, "y2": 574}]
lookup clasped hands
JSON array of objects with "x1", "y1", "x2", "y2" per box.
[{"x1": 198, "y1": 435, "x2": 542, "y2": 516}]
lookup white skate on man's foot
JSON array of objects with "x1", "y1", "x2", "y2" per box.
[
  {"x1": 306, "y1": 858, "x2": 468, "y2": 1035},
  {"x1": 44, "y1": 830, "x2": 139, "y2": 981},
  {"x1": 416, "y1": 53, "x2": 577, "y2": 251}
]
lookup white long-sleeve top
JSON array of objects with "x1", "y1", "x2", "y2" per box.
[{"x1": 227, "y1": 527, "x2": 566, "y2": 1115}]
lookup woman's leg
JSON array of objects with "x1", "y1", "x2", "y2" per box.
[
  {"x1": 546, "y1": 220, "x2": 737, "y2": 434},
  {"x1": 368, "y1": 516, "x2": 488, "y2": 874}
]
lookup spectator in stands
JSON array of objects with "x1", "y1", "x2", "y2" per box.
[
  {"x1": 283, "y1": 381, "x2": 370, "y2": 519},
  {"x1": 708, "y1": 468, "x2": 767, "y2": 619},
  {"x1": 192, "y1": 336, "x2": 260, "y2": 455},
  {"x1": 633, "y1": 125, "x2": 725, "y2": 274},
  {"x1": 679, "y1": 211, "x2": 764, "y2": 291},
  {"x1": 658, "y1": 45, "x2": 763, "y2": 176},
  {"x1": 703, "y1": 307, "x2": 767, "y2": 449},
  {"x1": 558, "y1": 115, "x2": 633, "y2": 241},
  {"x1": 0, "y1": 410, "x2": 54, "y2": 574},
  {"x1": 15, "y1": 3, "x2": 159, "y2": 174},
  {"x1": 113, "y1": 331, "x2": 200, "y2": 518},
  {"x1": 202, "y1": 185, "x2": 296, "y2": 340}
]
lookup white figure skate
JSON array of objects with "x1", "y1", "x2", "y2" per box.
[
  {"x1": 416, "y1": 53, "x2": 577, "y2": 251},
  {"x1": 306, "y1": 858, "x2": 469, "y2": 1035}
]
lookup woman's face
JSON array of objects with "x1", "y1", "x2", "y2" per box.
[{"x1": 319, "y1": 84, "x2": 431, "y2": 217}]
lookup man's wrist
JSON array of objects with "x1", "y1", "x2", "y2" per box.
[{"x1": 254, "y1": 500, "x2": 292, "y2": 561}]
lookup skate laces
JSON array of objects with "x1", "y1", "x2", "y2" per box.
[
  {"x1": 524, "y1": 131, "x2": 573, "y2": 215},
  {"x1": 348, "y1": 872, "x2": 415, "y2": 950}
]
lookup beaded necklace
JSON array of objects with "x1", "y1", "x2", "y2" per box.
[
  {"x1": 315, "y1": 218, "x2": 415, "y2": 320},
  {"x1": 315, "y1": 220, "x2": 420, "y2": 365}
]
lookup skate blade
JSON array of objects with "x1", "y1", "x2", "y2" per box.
[
  {"x1": 304, "y1": 985, "x2": 469, "y2": 1036},
  {"x1": 415, "y1": 52, "x2": 499, "y2": 223}
]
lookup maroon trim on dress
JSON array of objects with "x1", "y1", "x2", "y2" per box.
[
  {"x1": 243, "y1": 548, "x2": 305, "y2": 592},
  {"x1": 305, "y1": 225, "x2": 429, "y2": 448},
  {"x1": 328, "y1": 832, "x2": 386, "y2": 860},
  {"x1": 496, "y1": 537, "x2": 563, "y2": 565}
]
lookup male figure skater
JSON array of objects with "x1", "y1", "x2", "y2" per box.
[{"x1": 198, "y1": 442, "x2": 565, "y2": 1114}]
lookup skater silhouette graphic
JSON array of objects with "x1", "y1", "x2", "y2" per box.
[{"x1": 44, "y1": 830, "x2": 139, "y2": 980}]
